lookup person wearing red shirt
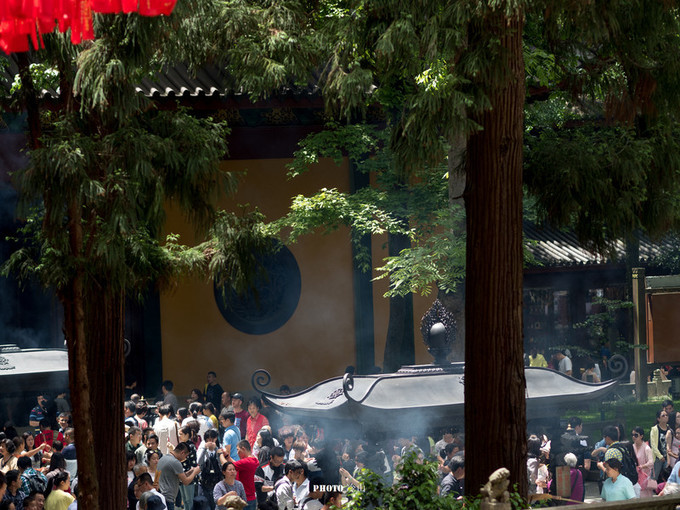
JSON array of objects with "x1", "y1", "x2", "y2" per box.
[
  {"x1": 34, "y1": 420, "x2": 54, "y2": 448},
  {"x1": 220, "y1": 439, "x2": 258, "y2": 510},
  {"x1": 246, "y1": 398, "x2": 269, "y2": 448}
]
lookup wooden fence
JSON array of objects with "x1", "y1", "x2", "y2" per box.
[{"x1": 564, "y1": 494, "x2": 680, "y2": 509}]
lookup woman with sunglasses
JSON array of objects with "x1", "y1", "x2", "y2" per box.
[{"x1": 632, "y1": 426, "x2": 654, "y2": 497}]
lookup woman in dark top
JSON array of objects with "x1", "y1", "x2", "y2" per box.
[
  {"x1": 44, "y1": 453, "x2": 67, "y2": 486},
  {"x1": 178, "y1": 425, "x2": 198, "y2": 510}
]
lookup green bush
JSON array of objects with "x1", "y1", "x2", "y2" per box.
[{"x1": 343, "y1": 451, "x2": 533, "y2": 509}]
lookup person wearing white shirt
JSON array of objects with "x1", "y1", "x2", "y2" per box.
[
  {"x1": 292, "y1": 467, "x2": 309, "y2": 507},
  {"x1": 188, "y1": 402, "x2": 212, "y2": 439},
  {"x1": 153, "y1": 405, "x2": 180, "y2": 455},
  {"x1": 555, "y1": 350, "x2": 572, "y2": 377},
  {"x1": 276, "y1": 460, "x2": 303, "y2": 510}
]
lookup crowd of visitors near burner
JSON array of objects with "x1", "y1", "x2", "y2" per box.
[
  {"x1": 3, "y1": 369, "x2": 680, "y2": 509},
  {"x1": 0, "y1": 371, "x2": 466, "y2": 510},
  {"x1": 527, "y1": 398, "x2": 680, "y2": 503}
]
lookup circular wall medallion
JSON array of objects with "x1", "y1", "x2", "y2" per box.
[{"x1": 214, "y1": 240, "x2": 301, "y2": 335}]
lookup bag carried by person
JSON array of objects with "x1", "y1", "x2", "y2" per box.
[
  {"x1": 27, "y1": 473, "x2": 48, "y2": 494},
  {"x1": 200, "y1": 452, "x2": 222, "y2": 492},
  {"x1": 637, "y1": 466, "x2": 649, "y2": 489},
  {"x1": 193, "y1": 489, "x2": 209, "y2": 510},
  {"x1": 613, "y1": 445, "x2": 638, "y2": 485},
  {"x1": 657, "y1": 463, "x2": 672, "y2": 483}
]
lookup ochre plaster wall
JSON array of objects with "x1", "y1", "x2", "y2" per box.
[
  {"x1": 370, "y1": 234, "x2": 436, "y2": 368},
  {"x1": 160, "y1": 158, "x2": 355, "y2": 397},
  {"x1": 159, "y1": 157, "x2": 435, "y2": 399}
]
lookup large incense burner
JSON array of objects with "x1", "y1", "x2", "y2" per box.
[{"x1": 253, "y1": 302, "x2": 626, "y2": 435}]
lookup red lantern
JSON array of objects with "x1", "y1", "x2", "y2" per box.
[
  {"x1": 0, "y1": 0, "x2": 176, "y2": 53},
  {"x1": 138, "y1": 0, "x2": 177, "y2": 16},
  {"x1": 90, "y1": 0, "x2": 121, "y2": 14},
  {"x1": 122, "y1": 0, "x2": 140, "y2": 13}
]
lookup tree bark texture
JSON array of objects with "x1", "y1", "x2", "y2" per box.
[
  {"x1": 62, "y1": 198, "x2": 100, "y2": 510},
  {"x1": 85, "y1": 289, "x2": 126, "y2": 509},
  {"x1": 383, "y1": 231, "x2": 415, "y2": 373},
  {"x1": 464, "y1": 9, "x2": 527, "y2": 498},
  {"x1": 61, "y1": 193, "x2": 126, "y2": 510}
]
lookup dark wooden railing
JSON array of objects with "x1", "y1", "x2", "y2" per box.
[{"x1": 566, "y1": 494, "x2": 680, "y2": 509}]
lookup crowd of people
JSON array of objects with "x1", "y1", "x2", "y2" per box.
[
  {"x1": 527, "y1": 347, "x2": 604, "y2": 382},
  {"x1": 0, "y1": 409, "x2": 75, "y2": 509},
  {"x1": 118, "y1": 374, "x2": 467, "y2": 510},
  {"x1": 7, "y1": 369, "x2": 680, "y2": 509},
  {"x1": 0, "y1": 371, "x2": 466, "y2": 510},
  {"x1": 527, "y1": 398, "x2": 680, "y2": 503}
]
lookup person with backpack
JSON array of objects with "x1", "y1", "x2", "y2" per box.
[
  {"x1": 601, "y1": 433, "x2": 638, "y2": 483},
  {"x1": 596, "y1": 426, "x2": 639, "y2": 487},
  {"x1": 17, "y1": 456, "x2": 47, "y2": 498},
  {"x1": 197, "y1": 430, "x2": 221, "y2": 510},
  {"x1": 274, "y1": 460, "x2": 301, "y2": 510}
]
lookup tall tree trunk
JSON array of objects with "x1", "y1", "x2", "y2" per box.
[
  {"x1": 86, "y1": 290, "x2": 126, "y2": 509},
  {"x1": 60, "y1": 197, "x2": 125, "y2": 510},
  {"x1": 464, "y1": 8, "x2": 527, "y2": 498},
  {"x1": 383, "y1": 231, "x2": 414, "y2": 373},
  {"x1": 62, "y1": 198, "x2": 100, "y2": 510}
]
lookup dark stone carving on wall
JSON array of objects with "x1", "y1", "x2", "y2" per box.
[{"x1": 214, "y1": 240, "x2": 301, "y2": 335}]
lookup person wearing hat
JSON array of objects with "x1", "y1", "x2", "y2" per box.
[{"x1": 231, "y1": 394, "x2": 249, "y2": 440}]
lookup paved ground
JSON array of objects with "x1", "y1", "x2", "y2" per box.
[{"x1": 584, "y1": 480, "x2": 604, "y2": 503}]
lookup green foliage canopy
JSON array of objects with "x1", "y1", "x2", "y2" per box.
[
  {"x1": 270, "y1": 121, "x2": 464, "y2": 295},
  {"x1": 524, "y1": 1, "x2": 680, "y2": 252}
]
